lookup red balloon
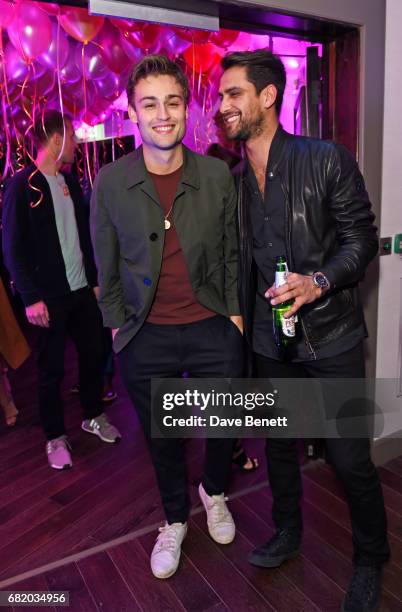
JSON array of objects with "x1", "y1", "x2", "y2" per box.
[
  {"x1": 96, "y1": 22, "x2": 131, "y2": 74},
  {"x1": 123, "y1": 23, "x2": 161, "y2": 51},
  {"x1": 183, "y1": 43, "x2": 221, "y2": 74},
  {"x1": 210, "y1": 29, "x2": 239, "y2": 49},
  {"x1": 174, "y1": 27, "x2": 211, "y2": 44},
  {"x1": 7, "y1": 2, "x2": 52, "y2": 61},
  {"x1": 58, "y1": 7, "x2": 104, "y2": 44},
  {"x1": 109, "y1": 17, "x2": 143, "y2": 33}
]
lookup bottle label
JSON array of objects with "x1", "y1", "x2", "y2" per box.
[
  {"x1": 281, "y1": 314, "x2": 296, "y2": 337},
  {"x1": 275, "y1": 270, "x2": 288, "y2": 288}
]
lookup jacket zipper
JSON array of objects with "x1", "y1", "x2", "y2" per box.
[{"x1": 280, "y1": 176, "x2": 317, "y2": 360}]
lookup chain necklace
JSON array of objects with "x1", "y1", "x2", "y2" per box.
[{"x1": 164, "y1": 202, "x2": 175, "y2": 230}]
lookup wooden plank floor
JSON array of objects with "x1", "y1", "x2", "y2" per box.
[{"x1": 0, "y1": 336, "x2": 401, "y2": 611}]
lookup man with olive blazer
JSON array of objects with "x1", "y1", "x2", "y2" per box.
[{"x1": 91, "y1": 55, "x2": 244, "y2": 580}]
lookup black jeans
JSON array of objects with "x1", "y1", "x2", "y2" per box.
[
  {"x1": 118, "y1": 315, "x2": 244, "y2": 524},
  {"x1": 37, "y1": 287, "x2": 104, "y2": 440},
  {"x1": 255, "y1": 343, "x2": 390, "y2": 567}
]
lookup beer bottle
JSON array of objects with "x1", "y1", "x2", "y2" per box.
[{"x1": 272, "y1": 255, "x2": 298, "y2": 348}]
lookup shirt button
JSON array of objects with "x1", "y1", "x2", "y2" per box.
[
  {"x1": 143, "y1": 277, "x2": 152, "y2": 286},
  {"x1": 149, "y1": 232, "x2": 158, "y2": 241}
]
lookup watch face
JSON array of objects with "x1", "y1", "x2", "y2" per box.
[{"x1": 314, "y1": 273, "x2": 329, "y2": 289}]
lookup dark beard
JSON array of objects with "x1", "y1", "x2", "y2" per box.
[{"x1": 226, "y1": 113, "x2": 264, "y2": 142}]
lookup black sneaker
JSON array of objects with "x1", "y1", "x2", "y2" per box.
[
  {"x1": 248, "y1": 528, "x2": 301, "y2": 568},
  {"x1": 341, "y1": 565, "x2": 382, "y2": 612}
]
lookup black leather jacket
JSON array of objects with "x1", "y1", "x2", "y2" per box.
[{"x1": 235, "y1": 126, "x2": 378, "y2": 358}]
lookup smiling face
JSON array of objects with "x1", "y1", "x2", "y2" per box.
[
  {"x1": 128, "y1": 74, "x2": 187, "y2": 153},
  {"x1": 219, "y1": 65, "x2": 276, "y2": 142}
]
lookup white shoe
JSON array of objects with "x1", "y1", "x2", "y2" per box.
[
  {"x1": 150, "y1": 522, "x2": 187, "y2": 579},
  {"x1": 199, "y1": 482, "x2": 235, "y2": 544},
  {"x1": 46, "y1": 435, "x2": 72, "y2": 470}
]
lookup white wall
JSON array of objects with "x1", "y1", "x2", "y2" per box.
[{"x1": 375, "y1": 0, "x2": 402, "y2": 437}]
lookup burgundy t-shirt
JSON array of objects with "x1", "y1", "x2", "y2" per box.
[{"x1": 146, "y1": 166, "x2": 216, "y2": 324}]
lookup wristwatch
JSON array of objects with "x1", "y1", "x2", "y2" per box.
[{"x1": 312, "y1": 271, "x2": 330, "y2": 292}]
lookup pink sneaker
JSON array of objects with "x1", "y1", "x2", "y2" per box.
[{"x1": 46, "y1": 435, "x2": 72, "y2": 470}]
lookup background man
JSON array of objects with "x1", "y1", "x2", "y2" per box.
[
  {"x1": 2, "y1": 110, "x2": 121, "y2": 470},
  {"x1": 219, "y1": 50, "x2": 389, "y2": 612},
  {"x1": 91, "y1": 55, "x2": 243, "y2": 580}
]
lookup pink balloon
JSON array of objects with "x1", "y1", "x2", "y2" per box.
[
  {"x1": 95, "y1": 70, "x2": 124, "y2": 102},
  {"x1": 4, "y1": 42, "x2": 28, "y2": 81},
  {"x1": 0, "y1": 0, "x2": 17, "y2": 29},
  {"x1": 37, "y1": 20, "x2": 70, "y2": 70},
  {"x1": 7, "y1": 2, "x2": 52, "y2": 61},
  {"x1": 96, "y1": 22, "x2": 131, "y2": 75},
  {"x1": 38, "y1": 3, "x2": 60, "y2": 16},
  {"x1": 58, "y1": 7, "x2": 104, "y2": 44},
  {"x1": 119, "y1": 31, "x2": 143, "y2": 63},
  {"x1": 75, "y1": 41, "x2": 108, "y2": 81}
]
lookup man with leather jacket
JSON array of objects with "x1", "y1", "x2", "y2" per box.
[{"x1": 219, "y1": 50, "x2": 389, "y2": 612}]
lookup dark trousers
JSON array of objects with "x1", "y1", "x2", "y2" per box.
[
  {"x1": 37, "y1": 287, "x2": 103, "y2": 440},
  {"x1": 118, "y1": 315, "x2": 244, "y2": 524},
  {"x1": 255, "y1": 343, "x2": 390, "y2": 566}
]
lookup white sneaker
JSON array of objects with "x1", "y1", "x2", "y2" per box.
[
  {"x1": 46, "y1": 435, "x2": 72, "y2": 470},
  {"x1": 199, "y1": 482, "x2": 235, "y2": 544},
  {"x1": 150, "y1": 522, "x2": 187, "y2": 579}
]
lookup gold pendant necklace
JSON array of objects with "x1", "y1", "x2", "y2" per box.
[{"x1": 164, "y1": 201, "x2": 175, "y2": 230}]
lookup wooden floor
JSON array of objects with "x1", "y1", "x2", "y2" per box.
[{"x1": 0, "y1": 338, "x2": 401, "y2": 611}]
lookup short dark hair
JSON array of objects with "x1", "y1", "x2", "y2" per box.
[
  {"x1": 221, "y1": 50, "x2": 286, "y2": 115},
  {"x1": 32, "y1": 110, "x2": 70, "y2": 147},
  {"x1": 126, "y1": 54, "x2": 191, "y2": 107}
]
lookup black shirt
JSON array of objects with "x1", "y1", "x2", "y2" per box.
[{"x1": 246, "y1": 161, "x2": 364, "y2": 362}]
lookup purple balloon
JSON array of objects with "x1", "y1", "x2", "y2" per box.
[
  {"x1": 75, "y1": 41, "x2": 108, "y2": 81},
  {"x1": 163, "y1": 31, "x2": 191, "y2": 56},
  {"x1": 4, "y1": 42, "x2": 28, "y2": 82},
  {"x1": 95, "y1": 70, "x2": 124, "y2": 101},
  {"x1": 38, "y1": 20, "x2": 70, "y2": 70},
  {"x1": 119, "y1": 31, "x2": 143, "y2": 63},
  {"x1": 60, "y1": 42, "x2": 82, "y2": 84},
  {"x1": 64, "y1": 78, "x2": 96, "y2": 111}
]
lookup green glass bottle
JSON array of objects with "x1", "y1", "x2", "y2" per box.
[{"x1": 272, "y1": 255, "x2": 298, "y2": 348}]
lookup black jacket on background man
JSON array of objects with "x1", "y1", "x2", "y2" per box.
[
  {"x1": 235, "y1": 126, "x2": 378, "y2": 356},
  {"x1": 2, "y1": 164, "x2": 97, "y2": 307}
]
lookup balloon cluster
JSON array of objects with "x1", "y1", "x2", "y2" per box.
[{"x1": 0, "y1": 0, "x2": 248, "y2": 169}]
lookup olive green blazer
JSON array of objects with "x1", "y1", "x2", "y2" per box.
[{"x1": 90, "y1": 145, "x2": 240, "y2": 353}]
